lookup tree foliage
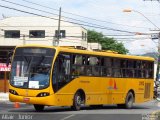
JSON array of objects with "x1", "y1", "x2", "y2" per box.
[{"x1": 87, "y1": 30, "x2": 129, "y2": 54}]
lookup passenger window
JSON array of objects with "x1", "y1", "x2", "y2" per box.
[
  {"x1": 112, "y1": 59, "x2": 121, "y2": 77},
  {"x1": 72, "y1": 54, "x2": 86, "y2": 76},
  {"x1": 101, "y1": 58, "x2": 112, "y2": 77},
  {"x1": 74, "y1": 55, "x2": 82, "y2": 65},
  {"x1": 73, "y1": 55, "x2": 86, "y2": 65},
  {"x1": 128, "y1": 60, "x2": 134, "y2": 68},
  {"x1": 89, "y1": 57, "x2": 98, "y2": 65},
  {"x1": 87, "y1": 56, "x2": 100, "y2": 76},
  {"x1": 105, "y1": 58, "x2": 112, "y2": 67}
]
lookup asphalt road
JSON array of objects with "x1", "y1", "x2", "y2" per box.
[{"x1": 0, "y1": 100, "x2": 160, "y2": 120}]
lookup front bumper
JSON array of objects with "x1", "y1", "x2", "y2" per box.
[{"x1": 9, "y1": 93, "x2": 55, "y2": 106}]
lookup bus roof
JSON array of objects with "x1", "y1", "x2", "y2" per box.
[{"x1": 16, "y1": 45, "x2": 155, "y2": 61}]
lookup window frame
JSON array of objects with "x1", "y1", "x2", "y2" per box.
[
  {"x1": 29, "y1": 30, "x2": 45, "y2": 38},
  {"x1": 4, "y1": 30, "x2": 20, "y2": 38},
  {"x1": 55, "y1": 30, "x2": 66, "y2": 38}
]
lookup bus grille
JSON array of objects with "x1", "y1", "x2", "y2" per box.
[{"x1": 144, "y1": 83, "x2": 151, "y2": 99}]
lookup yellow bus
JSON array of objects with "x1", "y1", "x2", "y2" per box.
[{"x1": 9, "y1": 45, "x2": 154, "y2": 111}]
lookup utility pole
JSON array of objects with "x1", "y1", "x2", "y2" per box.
[
  {"x1": 143, "y1": 0, "x2": 160, "y2": 81},
  {"x1": 156, "y1": 32, "x2": 160, "y2": 81},
  {"x1": 150, "y1": 31, "x2": 160, "y2": 81},
  {"x1": 57, "y1": 7, "x2": 61, "y2": 46},
  {"x1": 23, "y1": 35, "x2": 25, "y2": 45},
  {"x1": 53, "y1": 7, "x2": 61, "y2": 46},
  {"x1": 153, "y1": 31, "x2": 160, "y2": 82}
]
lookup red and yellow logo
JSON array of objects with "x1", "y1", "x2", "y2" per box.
[{"x1": 108, "y1": 79, "x2": 118, "y2": 90}]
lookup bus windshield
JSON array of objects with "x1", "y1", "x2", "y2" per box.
[{"x1": 10, "y1": 47, "x2": 55, "y2": 89}]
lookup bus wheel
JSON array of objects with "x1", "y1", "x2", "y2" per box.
[
  {"x1": 125, "y1": 92, "x2": 134, "y2": 109},
  {"x1": 117, "y1": 92, "x2": 134, "y2": 109},
  {"x1": 34, "y1": 104, "x2": 44, "y2": 112},
  {"x1": 72, "y1": 92, "x2": 82, "y2": 111}
]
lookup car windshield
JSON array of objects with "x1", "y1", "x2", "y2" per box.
[{"x1": 10, "y1": 47, "x2": 55, "y2": 89}]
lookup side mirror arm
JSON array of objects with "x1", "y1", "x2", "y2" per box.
[{"x1": 6, "y1": 51, "x2": 13, "y2": 67}]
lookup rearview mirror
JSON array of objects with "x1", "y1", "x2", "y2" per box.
[{"x1": 6, "y1": 51, "x2": 13, "y2": 67}]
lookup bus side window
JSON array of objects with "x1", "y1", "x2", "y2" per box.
[
  {"x1": 105, "y1": 58, "x2": 112, "y2": 77},
  {"x1": 148, "y1": 62, "x2": 153, "y2": 78},
  {"x1": 113, "y1": 59, "x2": 121, "y2": 77},
  {"x1": 144, "y1": 62, "x2": 149, "y2": 78},
  {"x1": 101, "y1": 58, "x2": 110, "y2": 76},
  {"x1": 121, "y1": 60, "x2": 127, "y2": 77},
  {"x1": 135, "y1": 61, "x2": 142, "y2": 78},
  {"x1": 75, "y1": 56, "x2": 81, "y2": 64},
  {"x1": 88, "y1": 56, "x2": 100, "y2": 76},
  {"x1": 74, "y1": 55, "x2": 83, "y2": 65},
  {"x1": 72, "y1": 54, "x2": 86, "y2": 76},
  {"x1": 141, "y1": 61, "x2": 145, "y2": 78},
  {"x1": 127, "y1": 60, "x2": 134, "y2": 78}
]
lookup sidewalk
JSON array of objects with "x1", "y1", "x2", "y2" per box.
[
  {"x1": 0, "y1": 93, "x2": 27, "y2": 105},
  {"x1": 0, "y1": 92, "x2": 9, "y2": 102}
]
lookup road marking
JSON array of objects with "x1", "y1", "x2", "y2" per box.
[{"x1": 60, "y1": 114, "x2": 75, "y2": 120}]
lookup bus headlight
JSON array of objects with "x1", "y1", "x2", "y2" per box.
[
  {"x1": 37, "y1": 92, "x2": 50, "y2": 97},
  {"x1": 9, "y1": 89, "x2": 18, "y2": 95}
]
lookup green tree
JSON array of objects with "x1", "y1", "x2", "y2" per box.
[{"x1": 87, "y1": 30, "x2": 128, "y2": 54}]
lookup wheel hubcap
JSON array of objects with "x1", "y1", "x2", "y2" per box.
[
  {"x1": 128, "y1": 95, "x2": 133, "y2": 107},
  {"x1": 76, "y1": 96, "x2": 81, "y2": 106}
]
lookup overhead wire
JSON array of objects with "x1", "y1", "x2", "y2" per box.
[
  {"x1": 0, "y1": 1, "x2": 157, "y2": 44},
  {"x1": 2, "y1": 23, "x2": 152, "y2": 37},
  {"x1": 0, "y1": 0, "x2": 144, "y2": 34},
  {"x1": 0, "y1": 4, "x2": 138, "y2": 34},
  {"x1": 0, "y1": 0, "x2": 107, "y2": 28},
  {"x1": 20, "y1": 0, "x2": 150, "y2": 29}
]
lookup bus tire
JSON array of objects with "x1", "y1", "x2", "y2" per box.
[
  {"x1": 71, "y1": 92, "x2": 82, "y2": 111},
  {"x1": 124, "y1": 91, "x2": 134, "y2": 109},
  {"x1": 34, "y1": 104, "x2": 44, "y2": 112},
  {"x1": 117, "y1": 92, "x2": 134, "y2": 109}
]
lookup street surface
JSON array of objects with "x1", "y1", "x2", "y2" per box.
[{"x1": 0, "y1": 100, "x2": 160, "y2": 120}]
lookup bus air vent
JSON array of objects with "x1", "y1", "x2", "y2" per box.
[{"x1": 144, "y1": 83, "x2": 151, "y2": 99}]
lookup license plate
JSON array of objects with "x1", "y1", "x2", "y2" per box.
[{"x1": 23, "y1": 97, "x2": 30, "y2": 102}]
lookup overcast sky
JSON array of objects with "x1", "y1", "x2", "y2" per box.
[{"x1": 0, "y1": 0, "x2": 159, "y2": 55}]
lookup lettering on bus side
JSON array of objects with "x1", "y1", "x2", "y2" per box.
[
  {"x1": 138, "y1": 88, "x2": 144, "y2": 91},
  {"x1": 139, "y1": 81, "x2": 144, "y2": 86},
  {"x1": 138, "y1": 81, "x2": 144, "y2": 91},
  {"x1": 80, "y1": 80, "x2": 90, "y2": 83}
]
